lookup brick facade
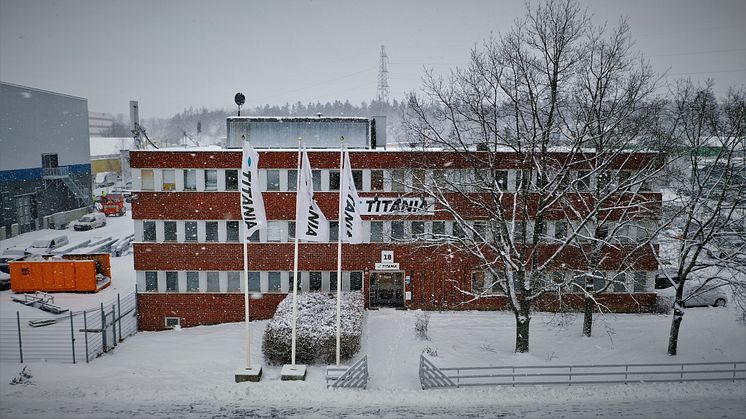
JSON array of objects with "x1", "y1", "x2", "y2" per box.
[{"x1": 132, "y1": 148, "x2": 663, "y2": 331}]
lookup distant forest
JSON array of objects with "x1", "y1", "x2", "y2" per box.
[{"x1": 123, "y1": 99, "x2": 408, "y2": 146}]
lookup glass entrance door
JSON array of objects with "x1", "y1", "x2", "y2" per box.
[{"x1": 370, "y1": 271, "x2": 404, "y2": 308}]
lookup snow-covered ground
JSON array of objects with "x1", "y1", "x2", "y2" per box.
[{"x1": 1, "y1": 307, "x2": 744, "y2": 418}]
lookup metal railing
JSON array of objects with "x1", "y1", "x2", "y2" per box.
[
  {"x1": 42, "y1": 167, "x2": 70, "y2": 178},
  {"x1": 419, "y1": 355, "x2": 745, "y2": 389},
  {"x1": 0, "y1": 291, "x2": 137, "y2": 364},
  {"x1": 326, "y1": 355, "x2": 369, "y2": 389}
]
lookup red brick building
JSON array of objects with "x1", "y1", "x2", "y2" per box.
[{"x1": 131, "y1": 117, "x2": 661, "y2": 331}]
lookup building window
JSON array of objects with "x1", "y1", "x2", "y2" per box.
[
  {"x1": 227, "y1": 221, "x2": 240, "y2": 242},
  {"x1": 329, "y1": 271, "x2": 338, "y2": 292},
  {"x1": 390, "y1": 169, "x2": 406, "y2": 192},
  {"x1": 288, "y1": 221, "x2": 295, "y2": 240},
  {"x1": 266, "y1": 170, "x2": 280, "y2": 191},
  {"x1": 597, "y1": 171, "x2": 612, "y2": 191},
  {"x1": 204, "y1": 169, "x2": 218, "y2": 191},
  {"x1": 166, "y1": 271, "x2": 178, "y2": 292},
  {"x1": 495, "y1": 170, "x2": 508, "y2": 190},
  {"x1": 288, "y1": 271, "x2": 296, "y2": 292},
  {"x1": 593, "y1": 271, "x2": 606, "y2": 291},
  {"x1": 432, "y1": 221, "x2": 445, "y2": 236},
  {"x1": 164, "y1": 221, "x2": 177, "y2": 242},
  {"x1": 141, "y1": 169, "x2": 154, "y2": 191},
  {"x1": 248, "y1": 272, "x2": 260, "y2": 292},
  {"x1": 225, "y1": 169, "x2": 239, "y2": 191},
  {"x1": 329, "y1": 221, "x2": 339, "y2": 242},
  {"x1": 412, "y1": 221, "x2": 425, "y2": 239},
  {"x1": 473, "y1": 221, "x2": 487, "y2": 242},
  {"x1": 613, "y1": 272, "x2": 627, "y2": 292},
  {"x1": 350, "y1": 272, "x2": 363, "y2": 291},
  {"x1": 268, "y1": 272, "x2": 281, "y2": 292},
  {"x1": 206, "y1": 272, "x2": 220, "y2": 292},
  {"x1": 596, "y1": 224, "x2": 609, "y2": 240},
  {"x1": 164, "y1": 317, "x2": 180, "y2": 328},
  {"x1": 555, "y1": 221, "x2": 568, "y2": 240},
  {"x1": 471, "y1": 271, "x2": 484, "y2": 293},
  {"x1": 576, "y1": 171, "x2": 591, "y2": 191},
  {"x1": 185, "y1": 221, "x2": 198, "y2": 242},
  {"x1": 162, "y1": 169, "x2": 176, "y2": 191},
  {"x1": 633, "y1": 272, "x2": 647, "y2": 292},
  {"x1": 514, "y1": 170, "x2": 529, "y2": 190},
  {"x1": 143, "y1": 221, "x2": 156, "y2": 242},
  {"x1": 351, "y1": 170, "x2": 363, "y2": 190},
  {"x1": 227, "y1": 272, "x2": 241, "y2": 292},
  {"x1": 186, "y1": 271, "x2": 199, "y2": 292},
  {"x1": 267, "y1": 221, "x2": 284, "y2": 242},
  {"x1": 391, "y1": 221, "x2": 405, "y2": 241},
  {"x1": 370, "y1": 170, "x2": 384, "y2": 191},
  {"x1": 287, "y1": 170, "x2": 297, "y2": 191},
  {"x1": 312, "y1": 170, "x2": 321, "y2": 191},
  {"x1": 184, "y1": 169, "x2": 197, "y2": 191},
  {"x1": 247, "y1": 229, "x2": 260, "y2": 243},
  {"x1": 452, "y1": 223, "x2": 465, "y2": 238},
  {"x1": 329, "y1": 170, "x2": 340, "y2": 191},
  {"x1": 370, "y1": 221, "x2": 384, "y2": 242},
  {"x1": 145, "y1": 271, "x2": 158, "y2": 292},
  {"x1": 205, "y1": 221, "x2": 219, "y2": 242},
  {"x1": 309, "y1": 272, "x2": 322, "y2": 291}
]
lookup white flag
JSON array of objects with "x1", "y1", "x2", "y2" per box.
[
  {"x1": 240, "y1": 140, "x2": 266, "y2": 238},
  {"x1": 295, "y1": 146, "x2": 329, "y2": 241},
  {"x1": 340, "y1": 148, "x2": 364, "y2": 243}
]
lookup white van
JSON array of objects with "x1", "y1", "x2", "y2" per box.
[
  {"x1": 25, "y1": 235, "x2": 70, "y2": 255},
  {"x1": 73, "y1": 212, "x2": 107, "y2": 231},
  {"x1": 95, "y1": 172, "x2": 119, "y2": 188}
]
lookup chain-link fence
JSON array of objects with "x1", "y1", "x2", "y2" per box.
[{"x1": 0, "y1": 291, "x2": 137, "y2": 364}]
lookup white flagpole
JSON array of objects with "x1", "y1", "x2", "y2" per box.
[
  {"x1": 291, "y1": 137, "x2": 302, "y2": 367},
  {"x1": 242, "y1": 221, "x2": 251, "y2": 369},
  {"x1": 335, "y1": 137, "x2": 345, "y2": 366}
]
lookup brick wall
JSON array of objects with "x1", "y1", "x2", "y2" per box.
[
  {"x1": 136, "y1": 291, "x2": 658, "y2": 331},
  {"x1": 137, "y1": 293, "x2": 286, "y2": 331}
]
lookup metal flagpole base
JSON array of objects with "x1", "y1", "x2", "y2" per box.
[
  {"x1": 234, "y1": 365, "x2": 263, "y2": 383},
  {"x1": 280, "y1": 364, "x2": 307, "y2": 381}
]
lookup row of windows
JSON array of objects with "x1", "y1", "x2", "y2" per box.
[
  {"x1": 470, "y1": 271, "x2": 651, "y2": 294},
  {"x1": 136, "y1": 219, "x2": 658, "y2": 244},
  {"x1": 138, "y1": 270, "x2": 363, "y2": 293},
  {"x1": 134, "y1": 168, "x2": 652, "y2": 193}
]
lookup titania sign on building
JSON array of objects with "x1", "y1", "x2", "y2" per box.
[{"x1": 359, "y1": 196, "x2": 435, "y2": 215}]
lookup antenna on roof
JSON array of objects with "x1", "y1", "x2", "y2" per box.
[{"x1": 234, "y1": 93, "x2": 246, "y2": 116}]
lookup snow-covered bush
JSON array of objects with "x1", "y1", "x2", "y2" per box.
[
  {"x1": 9, "y1": 366, "x2": 33, "y2": 386},
  {"x1": 414, "y1": 310, "x2": 431, "y2": 340},
  {"x1": 262, "y1": 292, "x2": 364, "y2": 364},
  {"x1": 654, "y1": 294, "x2": 674, "y2": 315}
]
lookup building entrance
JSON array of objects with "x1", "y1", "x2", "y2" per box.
[{"x1": 370, "y1": 271, "x2": 405, "y2": 308}]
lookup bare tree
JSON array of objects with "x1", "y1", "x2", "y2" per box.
[
  {"x1": 403, "y1": 0, "x2": 664, "y2": 351},
  {"x1": 658, "y1": 81, "x2": 745, "y2": 355},
  {"x1": 559, "y1": 18, "x2": 667, "y2": 337}
]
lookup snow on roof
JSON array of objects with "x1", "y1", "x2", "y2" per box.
[{"x1": 89, "y1": 137, "x2": 135, "y2": 158}]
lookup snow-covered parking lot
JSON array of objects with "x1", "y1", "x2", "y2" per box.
[{"x1": 1, "y1": 306, "x2": 744, "y2": 418}]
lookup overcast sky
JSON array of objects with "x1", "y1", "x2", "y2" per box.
[{"x1": 1, "y1": 0, "x2": 744, "y2": 118}]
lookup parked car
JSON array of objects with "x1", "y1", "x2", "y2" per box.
[
  {"x1": 25, "y1": 235, "x2": 69, "y2": 255},
  {"x1": 657, "y1": 278, "x2": 728, "y2": 307},
  {"x1": 73, "y1": 212, "x2": 107, "y2": 231},
  {"x1": 0, "y1": 248, "x2": 29, "y2": 275}
]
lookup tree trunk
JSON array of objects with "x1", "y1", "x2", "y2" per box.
[
  {"x1": 582, "y1": 294, "x2": 593, "y2": 337},
  {"x1": 515, "y1": 307, "x2": 531, "y2": 353},
  {"x1": 668, "y1": 302, "x2": 685, "y2": 355}
]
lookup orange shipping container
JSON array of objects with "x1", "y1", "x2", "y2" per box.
[{"x1": 10, "y1": 253, "x2": 112, "y2": 293}]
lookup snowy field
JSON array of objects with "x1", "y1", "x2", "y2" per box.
[{"x1": 0, "y1": 307, "x2": 744, "y2": 418}]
